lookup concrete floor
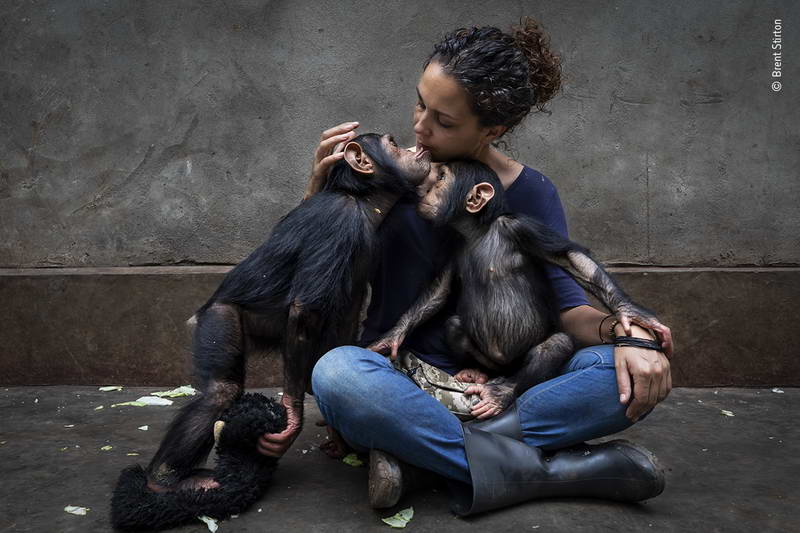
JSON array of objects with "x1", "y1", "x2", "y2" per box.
[{"x1": 0, "y1": 386, "x2": 796, "y2": 533}]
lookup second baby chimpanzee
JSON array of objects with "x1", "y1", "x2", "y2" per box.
[
  {"x1": 370, "y1": 160, "x2": 667, "y2": 419},
  {"x1": 140, "y1": 133, "x2": 431, "y2": 492}
]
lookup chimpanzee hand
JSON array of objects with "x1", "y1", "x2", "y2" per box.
[
  {"x1": 453, "y1": 368, "x2": 489, "y2": 384},
  {"x1": 367, "y1": 329, "x2": 406, "y2": 361},
  {"x1": 615, "y1": 302, "x2": 674, "y2": 358},
  {"x1": 305, "y1": 122, "x2": 360, "y2": 200},
  {"x1": 257, "y1": 394, "x2": 303, "y2": 457},
  {"x1": 463, "y1": 380, "x2": 515, "y2": 420}
]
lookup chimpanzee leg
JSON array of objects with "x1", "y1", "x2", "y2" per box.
[
  {"x1": 146, "y1": 302, "x2": 245, "y2": 487},
  {"x1": 513, "y1": 332, "x2": 575, "y2": 396},
  {"x1": 445, "y1": 315, "x2": 485, "y2": 367},
  {"x1": 445, "y1": 315, "x2": 503, "y2": 372}
]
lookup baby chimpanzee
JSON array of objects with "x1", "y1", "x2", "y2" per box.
[
  {"x1": 112, "y1": 134, "x2": 431, "y2": 527},
  {"x1": 370, "y1": 160, "x2": 666, "y2": 418}
]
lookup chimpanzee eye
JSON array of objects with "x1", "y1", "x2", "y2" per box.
[{"x1": 438, "y1": 170, "x2": 446, "y2": 181}]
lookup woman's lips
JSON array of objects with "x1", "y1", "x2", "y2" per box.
[{"x1": 415, "y1": 142, "x2": 431, "y2": 160}]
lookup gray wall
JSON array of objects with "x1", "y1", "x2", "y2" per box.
[{"x1": 1, "y1": 0, "x2": 798, "y2": 385}]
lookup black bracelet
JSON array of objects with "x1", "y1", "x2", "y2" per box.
[{"x1": 613, "y1": 336, "x2": 663, "y2": 351}]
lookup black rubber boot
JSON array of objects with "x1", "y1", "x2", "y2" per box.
[
  {"x1": 449, "y1": 426, "x2": 665, "y2": 516},
  {"x1": 463, "y1": 405, "x2": 523, "y2": 440}
]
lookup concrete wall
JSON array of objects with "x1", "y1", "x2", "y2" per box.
[{"x1": 1, "y1": 0, "x2": 798, "y2": 385}]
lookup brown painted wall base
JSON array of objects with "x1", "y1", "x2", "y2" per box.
[{"x1": 1, "y1": 267, "x2": 797, "y2": 387}]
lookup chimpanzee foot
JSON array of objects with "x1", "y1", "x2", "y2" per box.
[
  {"x1": 146, "y1": 470, "x2": 220, "y2": 493},
  {"x1": 319, "y1": 426, "x2": 352, "y2": 459}
]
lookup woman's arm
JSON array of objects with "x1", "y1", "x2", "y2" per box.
[{"x1": 560, "y1": 304, "x2": 673, "y2": 421}]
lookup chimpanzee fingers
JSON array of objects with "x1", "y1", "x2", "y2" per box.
[
  {"x1": 471, "y1": 403, "x2": 495, "y2": 418},
  {"x1": 620, "y1": 315, "x2": 632, "y2": 336},
  {"x1": 657, "y1": 325, "x2": 674, "y2": 359},
  {"x1": 463, "y1": 385, "x2": 481, "y2": 396}
]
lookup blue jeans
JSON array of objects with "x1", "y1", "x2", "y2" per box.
[{"x1": 311, "y1": 344, "x2": 642, "y2": 485}]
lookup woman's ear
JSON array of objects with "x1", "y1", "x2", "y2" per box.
[
  {"x1": 343, "y1": 142, "x2": 374, "y2": 175},
  {"x1": 465, "y1": 182, "x2": 495, "y2": 213},
  {"x1": 480, "y1": 125, "x2": 507, "y2": 146}
]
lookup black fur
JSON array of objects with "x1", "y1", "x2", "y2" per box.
[
  {"x1": 112, "y1": 132, "x2": 427, "y2": 529},
  {"x1": 111, "y1": 393, "x2": 286, "y2": 530}
]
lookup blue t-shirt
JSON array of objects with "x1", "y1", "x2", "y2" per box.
[{"x1": 358, "y1": 164, "x2": 589, "y2": 374}]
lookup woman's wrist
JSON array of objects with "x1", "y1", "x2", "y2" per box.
[{"x1": 613, "y1": 322, "x2": 655, "y2": 341}]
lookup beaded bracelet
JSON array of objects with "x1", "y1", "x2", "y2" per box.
[{"x1": 598, "y1": 314, "x2": 620, "y2": 343}]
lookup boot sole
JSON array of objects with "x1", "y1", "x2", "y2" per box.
[{"x1": 368, "y1": 449, "x2": 403, "y2": 509}]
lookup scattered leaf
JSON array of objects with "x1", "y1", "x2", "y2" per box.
[
  {"x1": 94, "y1": 405, "x2": 104, "y2": 411},
  {"x1": 64, "y1": 505, "x2": 89, "y2": 516},
  {"x1": 138, "y1": 425, "x2": 149, "y2": 431},
  {"x1": 772, "y1": 388, "x2": 785, "y2": 394},
  {"x1": 100, "y1": 445, "x2": 113, "y2": 451},
  {"x1": 111, "y1": 401, "x2": 147, "y2": 408},
  {"x1": 127, "y1": 452, "x2": 140, "y2": 456},
  {"x1": 197, "y1": 515, "x2": 218, "y2": 532},
  {"x1": 151, "y1": 385, "x2": 197, "y2": 398},
  {"x1": 60, "y1": 446, "x2": 69, "y2": 452},
  {"x1": 64, "y1": 424, "x2": 75, "y2": 428},
  {"x1": 342, "y1": 453, "x2": 364, "y2": 467},
  {"x1": 34, "y1": 398, "x2": 39, "y2": 403},
  {"x1": 99, "y1": 386, "x2": 123, "y2": 392},
  {"x1": 135, "y1": 396, "x2": 173, "y2": 406},
  {"x1": 382, "y1": 507, "x2": 414, "y2": 528},
  {"x1": 720, "y1": 410, "x2": 735, "y2": 417}
]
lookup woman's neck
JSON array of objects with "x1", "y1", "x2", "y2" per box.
[{"x1": 474, "y1": 145, "x2": 524, "y2": 190}]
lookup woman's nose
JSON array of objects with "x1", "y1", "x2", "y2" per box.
[{"x1": 413, "y1": 111, "x2": 429, "y2": 136}]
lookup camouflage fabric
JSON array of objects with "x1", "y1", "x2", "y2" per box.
[{"x1": 393, "y1": 351, "x2": 479, "y2": 421}]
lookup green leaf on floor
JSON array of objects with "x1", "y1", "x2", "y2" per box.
[
  {"x1": 64, "y1": 505, "x2": 90, "y2": 516},
  {"x1": 151, "y1": 385, "x2": 197, "y2": 397},
  {"x1": 342, "y1": 453, "x2": 364, "y2": 467},
  {"x1": 98, "y1": 386, "x2": 123, "y2": 392},
  {"x1": 382, "y1": 507, "x2": 414, "y2": 528},
  {"x1": 135, "y1": 396, "x2": 174, "y2": 406},
  {"x1": 197, "y1": 515, "x2": 218, "y2": 532},
  {"x1": 111, "y1": 401, "x2": 147, "y2": 408},
  {"x1": 100, "y1": 445, "x2": 113, "y2": 451},
  {"x1": 720, "y1": 409, "x2": 735, "y2": 417}
]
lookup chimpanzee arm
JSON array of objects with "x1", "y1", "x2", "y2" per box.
[
  {"x1": 502, "y1": 215, "x2": 664, "y2": 332},
  {"x1": 283, "y1": 300, "x2": 321, "y2": 413},
  {"x1": 367, "y1": 265, "x2": 453, "y2": 357}
]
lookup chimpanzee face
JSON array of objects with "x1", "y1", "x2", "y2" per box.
[
  {"x1": 417, "y1": 162, "x2": 455, "y2": 221},
  {"x1": 381, "y1": 134, "x2": 432, "y2": 186}
]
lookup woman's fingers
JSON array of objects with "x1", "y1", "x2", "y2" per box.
[
  {"x1": 316, "y1": 131, "x2": 357, "y2": 159},
  {"x1": 320, "y1": 121, "x2": 359, "y2": 142}
]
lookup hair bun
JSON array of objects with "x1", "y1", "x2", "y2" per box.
[{"x1": 510, "y1": 16, "x2": 562, "y2": 112}]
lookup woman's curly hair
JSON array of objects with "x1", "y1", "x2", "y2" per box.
[{"x1": 424, "y1": 16, "x2": 562, "y2": 137}]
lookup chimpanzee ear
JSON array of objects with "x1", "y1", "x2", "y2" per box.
[
  {"x1": 465, "y1": 182, "x2": 495, "y2": 213},
  {"x1": 343, "y1": 141, "x2": 374, "y2": 175}
]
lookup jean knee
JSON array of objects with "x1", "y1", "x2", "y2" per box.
[
  {"x1": 562, "y1": 344, "x2": 614, "y2": 374},
  {"x1": 311, "y1": 345, "x2": 385, "y2": 400}
]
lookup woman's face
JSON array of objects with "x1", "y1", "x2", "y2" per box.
[{"x1": 413, "y1": 61, "x2": 494, "y2": 163}]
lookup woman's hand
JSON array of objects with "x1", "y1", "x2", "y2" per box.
[
  {"x1": 367, "y1": 329, "x2": 406, "y2": 361},
  {"x1": 614, "y1": 302, "x2": 674, "y2": 358},
  {"x1": 304, "y1": 121, "x2": 360, "y2": 200},
  {"x1": 454, "y1": 368, "x2": 489, "y2": 384},
  {"x1": 614, "y1": 343, "x2": 672, "y2": 422}
]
